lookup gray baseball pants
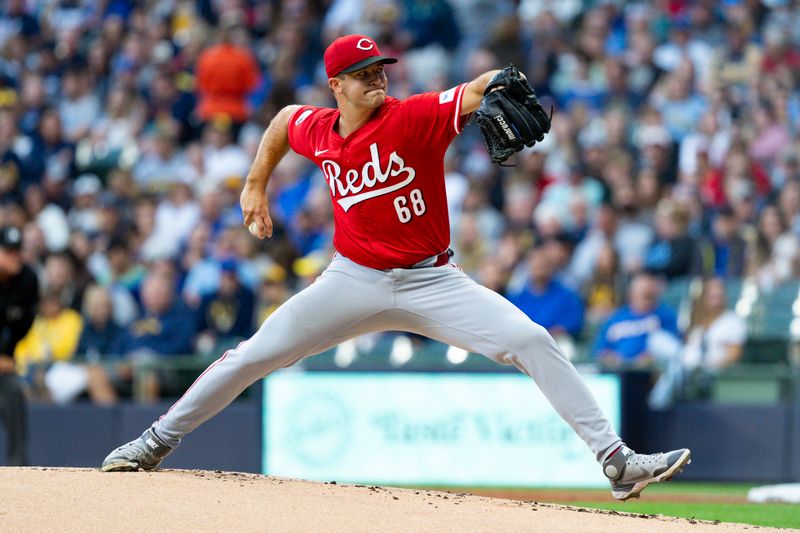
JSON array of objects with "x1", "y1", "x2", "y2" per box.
[{"x1": 154, "y1": 254, "x2": 622, "y2": 463}]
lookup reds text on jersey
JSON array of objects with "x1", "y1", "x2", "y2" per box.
[{"x1": 287, "y1": 84, "x2": 469, "y2": 270}]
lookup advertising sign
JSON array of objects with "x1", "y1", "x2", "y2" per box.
[{"x1": 264, "y1": 371, "x2": 620, "y2": 487}]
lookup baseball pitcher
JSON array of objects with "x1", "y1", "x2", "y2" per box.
[{"x1": 102, "y1": 35, "x2": 691, "y2": 500}]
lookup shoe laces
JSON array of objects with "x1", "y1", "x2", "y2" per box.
[
  {"x1": 628, "y1": 452, "x2": 662, "y2": 467},
  {"x1": 119, "y1": 439, "x2": 146, "y2": 454}
]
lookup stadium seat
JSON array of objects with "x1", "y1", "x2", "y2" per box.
[{"x1": 746, "y1": 281, "x2": 800, "y2": 339}]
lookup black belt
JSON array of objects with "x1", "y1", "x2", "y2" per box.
[{"x1": 409, "y1": 248, "x2": 453, "y2": 268}]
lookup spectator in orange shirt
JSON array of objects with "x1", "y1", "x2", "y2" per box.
[{"x1": 195, "y1": 14, "x2": 259, "y2": 133}]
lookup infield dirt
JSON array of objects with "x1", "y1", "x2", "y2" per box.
[{"x1": 0, "y1": 467, "x2": 783, "y2": 532}]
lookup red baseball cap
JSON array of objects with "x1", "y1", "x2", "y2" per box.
[{"x1": 324, "y1": 34, "x2": 397, "y2": 79}]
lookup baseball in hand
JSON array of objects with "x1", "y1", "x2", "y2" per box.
[{"x1": 248, "y1": 221, "x2": 260, "y2": 236}]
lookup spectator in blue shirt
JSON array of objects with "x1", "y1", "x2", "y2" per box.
[
  {"x1": 117, "y1": 272, "x2": 196, "y2": 356},
  {"x1": 76, "y1": 284, "x2": 125, "y2": 360},
  {"x1": 196, "y1": 259, "x2": 255, "y2": 354},
  {"x1": 74, "y1": 284, "x2": 124, "y2": 404},
  {"x1": 506, "y1": 245, "x2": 585, "y2": 339},
  {"x1": 115, "y1": 271, "x2": 197, "y2": 400},
  {"x1": 643, "y1": 199, "x2": 694, "y2": 280},
  {"x1": 593, "y1": 272, "x2": 680, "y2": 369},
  {"x1": 691, "y1": 206, "x2": 747, "y2": 278}
]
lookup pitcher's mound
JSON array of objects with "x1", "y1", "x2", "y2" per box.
[{"x1": 0, "y1": 468, "x2": 778, "y2": 532}]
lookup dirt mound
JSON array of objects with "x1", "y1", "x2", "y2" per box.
[{"x1": 0, "y1": 468, "x2": 780, "y2": 532}]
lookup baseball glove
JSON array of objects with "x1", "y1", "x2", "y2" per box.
[{"x1": 473, "y1": 66, "x2": 552, "y2": 164}]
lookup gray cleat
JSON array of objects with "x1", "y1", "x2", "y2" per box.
[
  {"x1": 603, "y1": 444, "x2": 691, "y2": 500},
  {"x1": 101, "y1": 428, "x2": 173, "y2": 472}
]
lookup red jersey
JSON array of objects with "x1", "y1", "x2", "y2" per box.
[{"x1": 287, "y1": 84, "x2": 469, "y2": 269}]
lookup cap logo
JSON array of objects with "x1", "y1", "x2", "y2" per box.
[
  {"x1": 323, "y1": 34, "x2": 396, "y2": 78},
  {"x1": 356, "y1": 38, "x2": 374, "y2": 51}
]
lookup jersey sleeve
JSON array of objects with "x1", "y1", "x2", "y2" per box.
[
  {"x1": 399, "y1": 83, "x2": 470, "y2": 146},
  {"x1": 286, "y1": 106, "x2": 320, "y2": 159}
]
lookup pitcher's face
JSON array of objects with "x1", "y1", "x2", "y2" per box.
[{"x1": 331, "y1": 63, "x2": 388, "y2": 110}]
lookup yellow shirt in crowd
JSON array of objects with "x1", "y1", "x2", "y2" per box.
[{"x1": 14, "y1": 309, "x2": 83, "y2": 376}]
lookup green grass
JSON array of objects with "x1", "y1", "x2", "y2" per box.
[
  {"x1": 573, "y1": 500, "x2": 798, "y2": 529},
  {"x1": 439, "y1": 482, "x2": 800, "y2": 529},
  {"x1": 466, "y1": 482, "x2": 756, "y2": 498},
  {"x1": 541, "y1": 483, "x2": 800, "y2": 530}
]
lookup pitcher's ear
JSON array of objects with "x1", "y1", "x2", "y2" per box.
[{"x1": 329, "y1": 76, "x2": 343, "y2": 94}]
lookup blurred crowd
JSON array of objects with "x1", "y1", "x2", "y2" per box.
[{"x1": 0, "y1": 0, "x2": 799, "y2": 405}]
